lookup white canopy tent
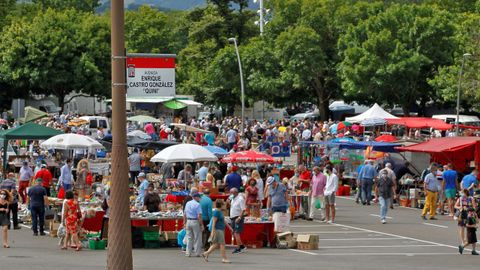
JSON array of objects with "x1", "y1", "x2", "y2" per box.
[
  {"x1": 345, "y1": 103, "x2": 398, "y2": 123},
  {"x1": 150, "y1": 144, "x2": 218, "y2": 163}
]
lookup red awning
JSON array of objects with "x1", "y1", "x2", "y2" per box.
[
  {"x1": 387, "y1": 117, "x2": 453, "y2": 131},
  {"x1": 396, "y1": 137, "x2": 480, "y2": 172},
  {"x1": 221, "y1": 150, "x2": 276, "y2": 164}
]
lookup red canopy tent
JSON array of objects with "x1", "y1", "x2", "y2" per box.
[
  {"x1": 387, "y1": 117, "x2": 453, "y2": 130},
  {"x1": 396, "y1": 137, "x2": 480, "y2": 173},
  {"x1": 221, "y1": 150, "x2": 276, "y2": 163},
  {"x1": 375, "y1": 134, "x2": 398, "y2": 142}
]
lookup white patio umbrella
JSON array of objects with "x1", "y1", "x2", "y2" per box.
[
  {"x1": 40, "y1": 134, "x2": 104, "y2": 150},
  {"x1": 150, "y1": 144, "x2": 218, "y2": 163},
  {"x1": 127, "y1": 130, "x2": 151, "y2": 140}
]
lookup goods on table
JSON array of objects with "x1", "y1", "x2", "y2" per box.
[{"x1": 130, "y1": 210, "x2": 183, "y2": 219}]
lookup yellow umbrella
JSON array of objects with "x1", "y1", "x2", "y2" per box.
[{"x1": 278, "y1": 126, "x2": 287, "y2": 132}]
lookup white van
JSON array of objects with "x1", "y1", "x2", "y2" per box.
[
  {"x1": 79, "y1": 116, "x2": 111, "y2": 134},
  {"x1": 432, "y1": 114, "x2": 480, "y2": 126}
]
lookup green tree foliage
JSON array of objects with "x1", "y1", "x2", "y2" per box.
[
  {"x1": 33, "y1": 0, "x2": 100, "y2": 12},
  {"x1": 428, "y1": 13, "x2": 480, "y2": 112},
  {"x1": 0, "y1": 0, "x2": 15, "y2": 29},
  {"x1": 338, "y1": 4, "x2": 457, "y2": 116},
  {"x1": 0, "y1": 8, "x2": 110, "y2": 112}
]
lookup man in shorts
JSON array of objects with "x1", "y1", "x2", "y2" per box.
[
  {"x1": 228, "y1": 188, "x2": 246, "y2": 254},
  {"x1": 442, "y1": 164, "x2": 458, "y2": 217},
  {"x1": 324, "y1": 165, "x2": 338, "y2": 223}
]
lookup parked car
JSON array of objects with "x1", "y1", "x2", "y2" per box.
[{"x1": 79, "y1": 116, "x2": 111, "y2": 134}]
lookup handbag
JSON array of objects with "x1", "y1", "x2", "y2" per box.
[{"x1": 44, "y1": 207, "x2": 55, "y2": 220}]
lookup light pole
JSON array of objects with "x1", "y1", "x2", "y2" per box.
[
  {"x1": 228, "y1": 37, "x2": 245, "y2": 134},
  {"x1": 456, "y1": 53, "x2": 472, "y2": 135}
]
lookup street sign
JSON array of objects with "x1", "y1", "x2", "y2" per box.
[{"x1": 126, "y1": 54, "x2": 176, "y2": 97}]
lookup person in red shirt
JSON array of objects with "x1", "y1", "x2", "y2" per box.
[
  {"x1": 298, "y1": 165, "x2": 312, "y2": 191},
  {"x1": 159, "y1": 127, "x2": 170, "y2": 140},
  {"x1": 297, "y1": 165, "x2": 312, "y2": 219},
  {"x1": 34, "y1": 164, "x2": 53, "y2": 197}
]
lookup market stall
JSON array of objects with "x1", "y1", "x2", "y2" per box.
[
  {"x1": 386, "y1": 117, "x2": 453, "y2": 131},
  {"x1": 0, "y1": 122, "x2": 63, "y2": 170},
  {"x1": 396, "y1": 137, "x2": 480, "y2": 173}
]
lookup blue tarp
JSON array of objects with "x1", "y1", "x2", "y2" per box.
[{"x1": 299, "y1": 140, "x2": 400, "y2": 153}]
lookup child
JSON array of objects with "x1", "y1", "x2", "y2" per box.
[{"x1": 459, "y1": 207, "x2": 479, "y2": 255}]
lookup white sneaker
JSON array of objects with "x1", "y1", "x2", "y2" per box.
[
  {"x1": 327, "y1": 220, "x2": 332, "y2": 224},
  {"x1": 381, "y1": 219, "x2": 386, "y2": 224}
]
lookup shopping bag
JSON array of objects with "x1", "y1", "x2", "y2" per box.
[
  {"x1": 273, "y1": 212, "x2": 290, "y2": 232},
  {"x1": 57, "y1": 187, "x2": 65, "y2": 199},
  {"x1": 315, "y1": 198, "x2": 322, "y2": 209}
]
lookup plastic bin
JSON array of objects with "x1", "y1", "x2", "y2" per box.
[
  {"x1": 143, "y1": 231, "x2": 160, "y2": 241},
  {"x1": 88, "y1": 239, "x2": 106, "y2": 250}
]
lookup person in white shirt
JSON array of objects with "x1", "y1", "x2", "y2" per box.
[
  {"x1": 228, "y1": 188, "x2": 247, "y2": 254},
  {"x1": 324, "y1": 165, "x2": 338, "y2": 223}
]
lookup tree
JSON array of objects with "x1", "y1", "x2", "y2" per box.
[
  {"x1": 125, "y1": 6, "x2": 170, "y2": 54},
  {"x1": 33, "y1": 0, "x2": 100, "y2": 12},
  {"x1": 0, "y1": 0, "x2": 15, "y2": 29},
  {"x1": 0, "y1": 9, "x2": 111, "y2": 113},
  {"x1": 428, "y1": 13, "x2": 480, "y2": 112},
  {"x1": 338, "y1": 4, "x2": 457, "y2": 116}
]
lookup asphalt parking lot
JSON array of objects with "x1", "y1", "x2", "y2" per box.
[{"x1": 2, "y1": 196, "x2": 478, "y2": 270}]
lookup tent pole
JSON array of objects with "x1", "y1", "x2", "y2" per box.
[
  {"x1": 3, "y1": 139, "x2": 8, "y2": 172},
  {"x1": 398, "y1": 152, "x2": 421, "y2": 176}
]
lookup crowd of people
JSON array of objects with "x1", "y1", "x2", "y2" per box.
[{"x1": 0, "y1": 112, "x2": 479, "y2": 257}]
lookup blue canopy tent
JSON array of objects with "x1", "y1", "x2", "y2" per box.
[{"x1": 204, "y1": 145, "x2": 228, "y2": 157}]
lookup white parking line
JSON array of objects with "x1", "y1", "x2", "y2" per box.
[
  {"x1": 323, "y1": 222, "x2": 461, "y2": 250},
  {"x1": 288, "y1": 249, "x2": 317, "y2": 255},
  {"x1": 319, "y1": 237, "x2": 401, "y2": 241},
  {"x1": 20, "y1": 224, "x2": 50, "y2": 235},
  {"x1": 290, "y1": 225, "x2": 329, "y2": 228},
  {"x1": 313, "y1": 252, "x2": 457, "y2": 256},
  {"x1": 370, "y1": 214, "x2": 393, "y2": 219},
  {"x1": 297, "y1": 231, "x2": 367, "y2": 234},
  {"x1": 422, "y1": 223, "x2": 448, "y2": 229},
  {"x1": 319, "y1": 244, "x2": 440, "y2": 249}
]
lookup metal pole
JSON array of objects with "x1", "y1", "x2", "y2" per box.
[
  {"x1": 233, "y1": 39, "x2": 245, "y2": 135},
  {"x1": 259, "y1": 0, "x2": 264, "y2": 36},
  {"x1": 456, "y1": 55, "x2": 468, "y2": 136},
  {"x1": 107, "y1": 0, "x2": 133, "y2": 269}
]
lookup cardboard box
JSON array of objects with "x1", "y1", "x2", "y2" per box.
[
  {"x1": 296, "y1": 234, "x2": 318, "y2": 250},
  {"x1": 277, "y1": 231, "x2": 297, "y2": 249},
  {"x1": 163, "y1": 231, "x2": 178, "y2": 241},
  {"x1": 49, "y1": 220, "x2": 60, "y2": 237}
]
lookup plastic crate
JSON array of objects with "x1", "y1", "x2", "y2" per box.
[
  {"x1": 143, "y1": 231, "x2": 160, "y2": 241},
  {"x1": 144, "y1": 240, "x2": 161, "y2": 249},
  {"x1": 88, "y1": 239, "x2": 106, "y2": 250},
  {"x1": 86, "y1": 233, "x2": 101, "y2": 239}
]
